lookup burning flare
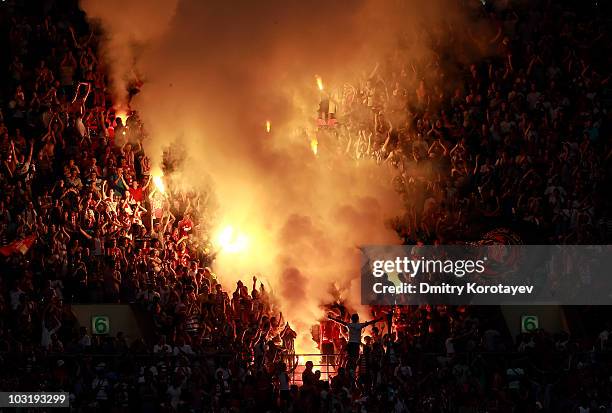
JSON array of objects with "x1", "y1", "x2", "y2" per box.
[
  {"x1": 217, "y1": 225, "x2": 249, "y2": 253},
  {"x1": 310, "y1": 137, "x2": 318, "y2": 155},
  {"x1": 152, "y1": 174, "x2": 166, "y2": 194},
  {"x1": 115, "y1": 108, "x2": 128, "y2": 124},
  {"x1": 266, "y1": 120, "x2": 271, "y2": 133},
  {"x1": 315, "y1": 75, "x2": 324, "y2": 91}
]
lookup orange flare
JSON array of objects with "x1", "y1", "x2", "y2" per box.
[
  {"x1": 152, "y1": 174, "x2": 166, "y2": 194},
  {"x1": 310, "y1": 137, "x2": 318, "y2": 155},
  {"x1": 217, "y1": 225, "x2": 249, "y2": 253},
  {"x1": 315, "y1": 75, "x2": 324, "y2": 91}
]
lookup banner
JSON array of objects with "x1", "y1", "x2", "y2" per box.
[{"x1": 0, "y1": 235, "x2": 36, "y2": 256}]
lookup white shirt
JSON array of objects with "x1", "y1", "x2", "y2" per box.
[
  {"x1": 347, "y1": 322, "x2": 368, "y2": 344},
  {"x1": 41, "y1": 318, "x2": 60, "y2": 349},
  {"x1": 76, "y1": 117, "x2": 86, "y2": 138}
]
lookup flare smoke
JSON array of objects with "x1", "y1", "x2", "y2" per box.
[{"x1": 81, "y1": 0, "x2": 490, "y2": 349}]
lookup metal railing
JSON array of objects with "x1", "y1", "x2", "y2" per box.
[
  {"x1": 279, "y1": 353, "x2": 341, "y2": 385},
  {"x1": 2, "y1": 349, "x2": 608, "y2": 386}
]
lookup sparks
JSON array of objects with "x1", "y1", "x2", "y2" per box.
[
  {"x1": 310, "y1": 137, "x2": 318, "y2": 155},
  {"x1": 217, "y1": 225, "x2": 249, "y2": 253},
  {"x1": 315, "y1": 75, "x2": 324, "y2": 91},
  {"x1": 266, "y1": 120, "x2": 271, "y2": 133}
]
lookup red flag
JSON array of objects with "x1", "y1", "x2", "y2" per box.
[{"x1": 0, "y1": 235, "x2": 36, "y2": 256}]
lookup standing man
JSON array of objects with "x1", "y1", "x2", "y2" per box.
[{"x1": 327, "y1": 313, "x2": 383, "y2": 369}]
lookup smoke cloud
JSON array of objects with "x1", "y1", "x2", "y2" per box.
[
  {"x1": 81, "y1": 0, "x2": 489, "y2": 350},
  {"x1": 81, "y1": 0, "x2": 179, "y2": 106}
]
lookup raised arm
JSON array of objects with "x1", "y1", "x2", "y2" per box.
[
  {"x1": 100, "y1": 180, "x2": 108, "y2": 200},
  {"x1": 26, "y1": 141, "x2": 34, "y2": 165},
  {"x1": 119, "y1": 173, "x2": 129, "y2": 190},
  {"x1": 162, "y1": 214, "x2": 172, "y2": 234},
  {"x1": 142, "y1": 175, "x2": 152, "y2": 190},
  {"x1": 365, "y1": 317, "x2": 384, "y2": 327},
  {"x1": 472, "y1": 154, "x2": 480, "y2": 176},
  {"x1": 327, "y1": 314, "x2": 348, "y2": 327},
  {"x1": 9, "y1": 141, "x2": 17, "y2": 166},
  {"x1": 69, "y1": 26, "x2": 82, "y2": 49},
  {"x1": 79, "y1": 227, "x2": 93, "y2": 240},
  {"x1": 449, "y1": 142, "x2": 460, "y2": 156},
  {"x1": 99, "y1": 109, "x2": 108, "y2": 137},
  {"x1": 184, "y1": 198, "x2": 192, "y2": 215}
]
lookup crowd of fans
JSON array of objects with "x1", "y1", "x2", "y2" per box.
[
  {"x1": 0, "y1": 0, "x2": 610, "y2": 411},
  {"x1": 318, "y1": 3, "x2": 610, "y2": 247}
]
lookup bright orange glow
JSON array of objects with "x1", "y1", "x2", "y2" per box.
[
  {"x1": 310, "y1": 137, "x2": 318, "y2": 155},
  {"x1": 265, "y1": 120, "x2": 271, "y2": 133},
  {"x1": 296, "y1": 354, "x2": 318, "y2": 365},
  {"x1": 295, "y1": 335, "x2": 320, "y2": 369},
  {"x1": 315, "y1": 75, "x2": 324, "y2": 91},
  {"x1": 115, "y1": 109, "x2": 128, "y2": 124},
  {"x1": 152, "y1": 174, "x2": 166, "y2": 194},
  {"x1": 217, "y1": 225, "x2": 249, "y2": 253},
  {"x1": 295, "y1": 337, "x2": 334, "y2": 381}
]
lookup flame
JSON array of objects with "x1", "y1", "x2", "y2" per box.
[
  {"x1": 297, "y1": 355, "x2": 320, "y2": 366},
  {"x1": 115, "y1": 109, "x2": 128, "y2": 124},
  {"x1": 310, "y1": 137, "x2": 318, "y2": 155},
  {"x1": 315, "y1": 75, "x2": 324, "y2": 91},
  {"x1": 295, "y1": 331, "x2": 335, "y2": 381},
  {"x1": 217, "y1": 225, "x2": 249, "y2": 253},
  {"x1": 295, "y1": 332, "x2": 320, "y2": 370},
  {"x1": 266, "y1": 120, "x2": 271, "y2": 133},
  {"x1": 152, "y1": 174, "x2": 166, "y2": 194}
]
